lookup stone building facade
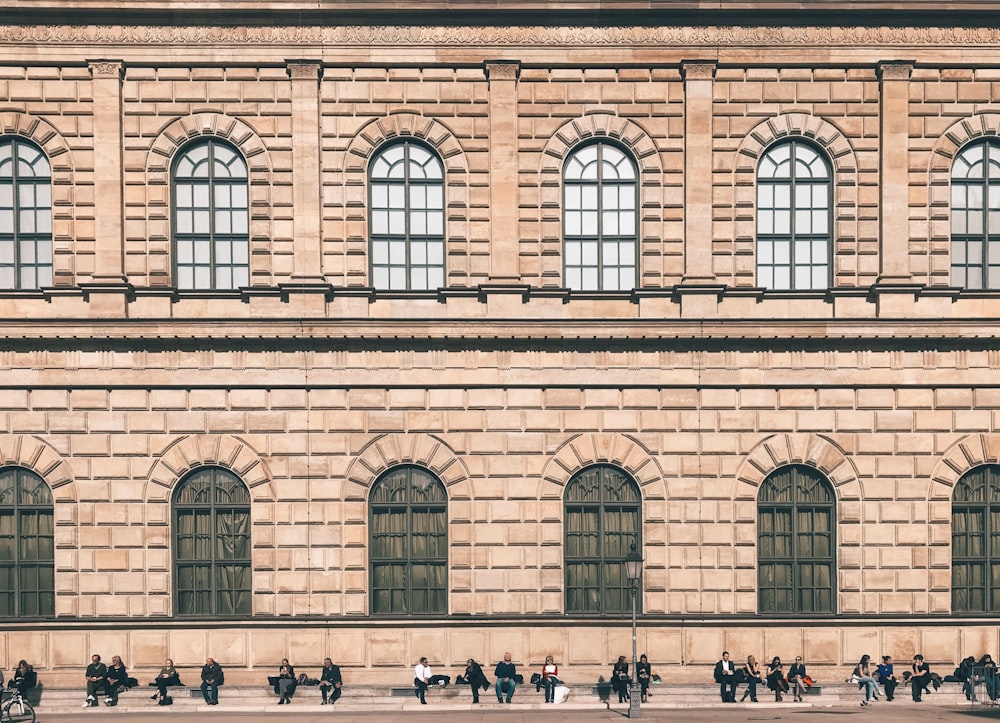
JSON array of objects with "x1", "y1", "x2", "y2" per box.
[{"x1": 1, "y1": 0, "x2": 1000, "y2": 686}]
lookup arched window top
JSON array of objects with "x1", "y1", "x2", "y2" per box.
[
  {"x1": 173, "y1": 466, "x2": 250, "y2": 505},
  {"x1": 758, "y1": 464, "x2": 834, "y2": 504},
  {"x1": 0, "y1": 466, "x2": 52, "y2": 507},
  {"x1": 954, "y1": 464, "x2": 1000, "y2": 504},
  {"x1": 565, "y1": 464, "x2": 641, "y2": 504},
  {"x1": 370, "y1": 465, "x2": 447, "y2": 504},
  {"x1": 173, "y1": 139, "x2": 247, "y2": 180},
  {"x1": 0, "y1": 138, "x2": 50, "y2": 179},
  {"x1": 564, "y1": 143, "x2": 637, "y2": 183},
  {"x1": 370, "y1": 142, "x2": 443, "y2": 182},
  {"x1": 952, "y1": 140, "x2": 1000, "y2": 181},
  {"x1": 758, "y1": 140, "x2": 831, "y2": 181}
]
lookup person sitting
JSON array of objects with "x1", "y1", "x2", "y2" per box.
[
  {"x1": 82, "y1": 654, "x2": 107, "y2": 708},
  {"x1": 766, "y1": 656, "x2": 789, "y2": 702},
  {"x1": 854, "y1": 654, "x2": 881, "y2": 706},
  {"x1": 877, "y1": 655, "x2": 897, "y2": 702},
  {"x1": 637, "y1": 654, "x2": 652, "y2": 703},
  {"x1": 956, "y1": 656, "x2": 976, "y2": 701},
  {"x1": 978, "y1": 654, "x2": 999, "y2": 701},
  {"x1": 538, "y1": 656, "x2": 561, "y2": 703},
  {"x1": 740, "y1": 655, "x2": 761, "y2": 702},
  {"x1": 911, "y1": 654, "x2": 931, "y2": 702},
  {"x1": 150, "y1": 658, "x2": 181, "y2": 705},
  {"x1": 104, "y1": 655, "x2": 128, "y2": 707},
  {"x1": 319, "y1": 658, "x2": 342, "y2": 705},
  {"x1": 7, "y1": 661, "x2": 37, "y2": 696},
  {"x1": 787, "y1": 656, "x2": 808, "y2": 702},
  {"x1": 494, "y1": 652, "x2": 516, "y2": 703},
  {"x1": 273, "y1": 658, "x2": 296, "y2": 704},
  {"x1": 200, "y1": 657, "x2": 224, "y2": 705},
  {"x1": 612, "y1": 655, "x2": 630, "y2": 704},
  {"x1": 714, "y1": 651, "x2": 737, "y2": 703}
]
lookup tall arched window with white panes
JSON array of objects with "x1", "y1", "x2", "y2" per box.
[
  {"x1": 757, "y1": 140, "x2": 832, "y2": 290},
  {"x1": 0, "y1": 138, "x2": 52, "y2": 289},
  {"x1": 563, "y1": 143, "x2": 638, "y2": 291},
  {"x1": 951, "y1": 140, "x2": 1000, "y2": 289},
  {"x1": 369, "y1": 141, "x2": 445, "y2": 291},
  {"x1": 172, "y1": 139, "x2": 249, "y2": 290}
]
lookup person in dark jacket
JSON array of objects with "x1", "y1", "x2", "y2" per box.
[
  {"x1": 877, "y1": 655, "x2": 897, "y2": 702},
  {"x1": 788, "y1": 656, "x2": 808, "y2": 702},
  {"x1": 104, "y1": 656, "x2": 128, "y2": 707},
  {"x1": 612, "y1": 655, "x2": 631, "y2": 703},
  {"x1": 319, "y1": 658, "x2": 342, "y2": 705},
  {"x1": 82, "y1": 654, "x2": 107, "y2": 708},
  {"x1": 978, "y1": 654, "x2": 1000, "y2": 701},
  {"x1": 714, "y1": 651, "x2": 737, "y2": 703},
  {"x1": 274, "y1": 658, "x2": 296, "y2": 704},
  {"x1": 911, "y1": 654, "x2": 931, "y2": 702},
  {"x1": 636, "y1": 654, "x2": 652, "y2": 703},
  {"x1": 7, "y1": 661, "x2": 37, "y2": 695},
  {"x1": 494, "y1": 653, "x2": 516, "y2": 703},
  {"x1": 956, "y1": 656, "x2": 976, "y2": 700},
  {"x1": 150, "y1": 658, "x2": 181, "y2": 705},
  {"x1": 200, "y1": 658, "x2": 224, "y2": 705},
  {"x1": 464, "y1": 659, "x2": 488, "y2": 704}
]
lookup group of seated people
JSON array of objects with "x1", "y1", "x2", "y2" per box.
[
  {"x1": 714, "y1": 652, "x2": 811, "y2": 703},
  {"x1": 265, "y1": 657, "x2": 343, "y2": 705},
  {"x1": 956, "y1": 654, "x2": 1000, "y2": 701},
  {"x1": 82, "y1": 654, "x2": 134, "y2": 707}
]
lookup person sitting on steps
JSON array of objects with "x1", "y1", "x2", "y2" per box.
[
  {"x1": 740, "y1": 655, "x2": 761, "y2": 702},
  {"x1": 82, "y1": 654, "x2": 107, "y2": 708}
]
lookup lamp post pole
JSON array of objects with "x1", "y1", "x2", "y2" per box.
[{"x1": 625, "y1": 543, "x2": 643, "y2": 719}]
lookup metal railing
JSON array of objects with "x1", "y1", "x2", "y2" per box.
[{"x1": 969, "y1": 666, "x2": 999, "y2": 705}]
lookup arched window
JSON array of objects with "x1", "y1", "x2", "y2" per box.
[
  {"x1": 370, "y1": 465, "x2": 447, "y2": 614},
  {"x1": 758, "y1": 464, "x2": 836, "y2": 614},
  {"x1": 951, "y1": 140, "x2": 1000, "y2": 289},
  {"x1": 0, "y1": 467, "x2": 54, "y2": 617},
  {"x1": 564, "y1": 465, "x2": 641, "y2": 614},
  {"x1": 0, "y1": 138, "x2": 52, "y2": 289},
  {"x1": 173, "y1": 467, "x2": 251, "y2": 616},
  {"x1": 369, "y1": 141, "x2": 445, "y2": 290},
  {"x1": 563, "y1": 143, "x2": 638, "y2": 291},
  {"x1": 172, "y1": 139, "x2": 249, "y2": 290},
  {"x1": 757, "y1": 140, "x2": 832, "y2": 290},
  {"x1": 952, "y1": 464, "x2": 1000, "y2": 613}
]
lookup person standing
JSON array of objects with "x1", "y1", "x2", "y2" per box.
[
  {"x1": 200, "y1": 657, "x2": 224, "y2": 705},
  {"x1": 494, "y1": 652, "x2": 516, "y2": 703},
  {"x1": 636, "y1": 654, "x2": 652, "y2": 703},
  {"x1": 82, "y1": 654, "x2": 107, "y2": 708},
  {"x1": 877, "y1": 655, "x2": 897, "y2": 702},
  {"x1": 463, "y1": 658, "x2": 487, "y2": 704},
  {"x1": 104, "y1": 656, "x2": 128, "y2": 707},
  {"x1": 910, "y1": 654, "x2": 931, "y2": 702},
  {"x1": 787, "y1": 656, "x2": 808, "y2": 702},
  {"x1": 319, "y1": 658, "x2": 342, "y2": 705},
  {"x1": 539, "y1": 655, "x2": 560, "y2": 703},
  {"x1": 714, "y1": 651, "x2": 737, "y2": 702},
  {"x1": 413, "y1": 657, "x2": 431, "y2": 705}
]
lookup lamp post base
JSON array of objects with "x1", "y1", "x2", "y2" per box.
[{"x1": 628, "y1": 683, "x2": 642, "y2": 718}]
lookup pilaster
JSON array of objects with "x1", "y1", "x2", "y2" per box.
[{"x1": 485, "y1": 60, "x2": 521, "y2": 283}]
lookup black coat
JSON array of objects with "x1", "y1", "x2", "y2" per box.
[{"x1": 465, "y1": 662, "x2": 488, "y2": 688}]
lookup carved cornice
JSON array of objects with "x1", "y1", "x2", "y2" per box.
[
  {"x1": 7, "y1": 25, "x2": 1000, "y2": 47},
  {"x1": 681, "y1": 60, "x2": 716, "y2": 80}
]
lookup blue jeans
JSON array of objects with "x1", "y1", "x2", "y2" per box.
[
  {"x1": 541, "y1": 677, "x2": 559, "y2": 702},
  {"x1": 495, "y1": 678, "x2": 515, "y2": 702},
  {"x1": 201, "y1": 681, "x2": 218, "y2": 704}
]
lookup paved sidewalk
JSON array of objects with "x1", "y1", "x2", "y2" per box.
[{"x1": 38, "y1": 705, "x2": 999, "y2": 723}]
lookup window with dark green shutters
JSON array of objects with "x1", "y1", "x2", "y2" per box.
[
  {"x1": 565, "y1": 465, "x2": 641, "y2": 614},
  {"x1": 758, "y1": 464, "x2": 835, "y2": 614},
  {"x1": 370, "y1": 466, "x2": 447, "y2": 615},
  {"x1": 173, "y1": 467, "x2": 251, "y2": 616},
  {"x1": 952, "y1": 464, "x2": 1000, "y2": 613},
  {"x1": 0, "y1": 467, "x2": 54, "y2": 617}
]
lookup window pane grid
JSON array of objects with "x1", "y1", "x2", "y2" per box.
[
  {"x1": 757, "y1": 141, "x2": 832, "y2": 290},
  {"x1": 370, "y1": 142, "x2": 446, "y2": 291},
  {"x1": 952, "y1": 141, "x2": 1000, "y2": 288},
  {"x1": 174, "y1": 467, "x2": 252, "y2": 616},
  {"x1": 758, "y1": 465, "x2": 836, "y2": 614},
  {"x1": 565, "y1": 465, "x2": 641, "y2": 614},
  {"x1": 0, "y1": 467, "x2": 54, "y2": 618},
  {"x1": 953, "y1": 465, "x2": 1000, "y2": 612},
  {"x1": 0, "y1": 139, "x2": 53, "y2": 289},
  {"x1": 173, "y1": 141, "x2": 249, "y2": 290},
  {"x1": 370, "y1": 466, "x2": 448, "y2": 615},
  {"x1": 564, "y1": 144, "x2": 639, "y2": 291}
]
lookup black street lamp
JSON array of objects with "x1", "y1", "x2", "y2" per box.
[{"x1": 624, "y1": 542, "x2": 643, "y2": 719}]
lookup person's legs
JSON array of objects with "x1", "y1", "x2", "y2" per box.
[
  {"x1": 470, "y1": 681, "x2": 479, "y2": 703},
  {"x1": 320, "y1": 682, "x2": 329, "y2": 703},
  {"x1": 495, "y1": 679, "x2": 504, "y2": 702},
  {"x1": 505, "y1": 679, "x2": 516, "y2": 703},
  {"x1": 416, "y1": 680, "x2": 427, "y2": 704},
  {"x1": 201, "y1": 682, "x2": 210, "y2": 704}
]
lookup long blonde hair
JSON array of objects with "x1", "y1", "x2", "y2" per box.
[{"x1": 747, "y1": 655, "x2": 757, "y2": 668}]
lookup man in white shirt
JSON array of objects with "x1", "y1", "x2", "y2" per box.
[
  {"x1": 714, "y1": 651, "x2": 737, "y2": 703},
  {"x1": 414, "y1": 657, "x2": 432, "y2": 704}
]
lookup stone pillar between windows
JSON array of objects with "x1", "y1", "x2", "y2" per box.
[
  {"x1": 676, "y1": 61, "x2": 724, "y2": 314},
  {"x1": 282, "y1": 60, "x2": 330, "y2": 315},
  {"x1": 83, "y1": 60, "x2": 131, "y2": 316},
  {"x1": 484, "y1": 61, "x2": 522, "y2": 287},
  {"x1": 873, "y1": 61, "x2": 919, "y2": 313}
]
